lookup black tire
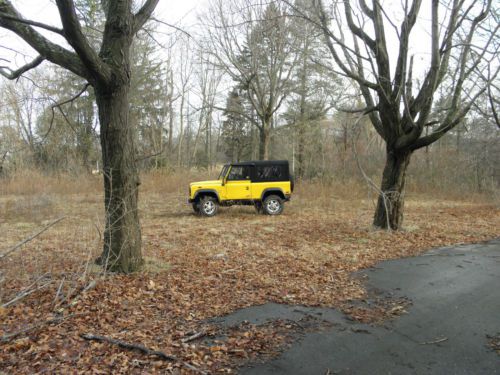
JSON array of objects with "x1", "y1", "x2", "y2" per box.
[
  {"x1": 254, "y1": 201, "x2": 263, "y2": 214},
  {"x1": 262, "y1": 195, "x2": 284, "y2": 215},
  {"x1": 199, "y1": 196, "x2": 218, "y2": 217},
  {"x1": 192, "y1": 202, "x2": 200, "y2": 214}
]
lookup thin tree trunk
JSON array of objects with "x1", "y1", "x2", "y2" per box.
[
  {"x1": 373, "y1": 150, "x2": 412, "y2": 230},
  {"x1": 214, "y1": 124, "x2": 222, "y2": 167},
  {"x1": 297, "y1": 41, "x2": 308, "y2": 179},
  {"x1": 191, "y1": 115, "x2": 203, "y2": 165},
  {"x1": 96, "y1": 85, "x2": 142, "y2": 272},
  {"x1": 205, "y1": 112, "x2": 212, "y2": 169},
  {"x1": 167, "y1": 75, "x2": 174, "y2": 157},
  {"x1": 297, "y1": 123, "x2": 306, "y2": 178},
  {"x1": 177, "y1": 94, "x2": 185, "y2": 168},
  {"x1": 258, "y1": 122, "x2": 270, "y2": 160}
]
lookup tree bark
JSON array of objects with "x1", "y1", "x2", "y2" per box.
[
  {"x1": 95, "y1": 85, "x2": 142, "y2": 272},
  {"x1": 258, "y1": 122, "x2": 270, "y2": 160},
  {"x1": 297, "y1": 122, "x2": 306, "y2": 178},
  {"x1": 373, "y1": 149, "x2": 412, "y2": 230}
]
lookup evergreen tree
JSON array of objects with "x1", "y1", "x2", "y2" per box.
[{"x1": 221, "y1": 89, "x2": 251, "y2": 162}]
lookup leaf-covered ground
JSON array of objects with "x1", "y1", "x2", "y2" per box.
[{"x1": 1, "y1": 177, "x2": 499, "y2": 373}]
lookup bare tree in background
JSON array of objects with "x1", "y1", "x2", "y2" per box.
[
  {"x1": 203, "y1": 0, "x2": 300, "y2": 160},
  {"x1": 175, "y1": 37, "x2": 194, "y2": 168},
  {"x1": 190, "y1": 51, "x2": 222, "y2": 168},
  {"x1": 2, "y1": 80, "x2": 43, "y2": 164},
  {"x1": 0, "y1": 0, "x2": 160, "y2": 272},
  {"x1": 309, "y1": 0, "x2": 500, "y2": 229}
]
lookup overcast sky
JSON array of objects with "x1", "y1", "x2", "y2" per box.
[
  {"x1": 0, "y1": 1, "x2": 462, "y2": 83},
  {"x1": 12, "y1": 0, "x2": 201, "y2": 25}
]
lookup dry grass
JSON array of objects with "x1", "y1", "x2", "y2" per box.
[
  {"x1": 0, "y1": 169, "x2": 101, "y2": 196},
  {"x1": 0, "y1": 170, "x2": 499, "y2": 373}
]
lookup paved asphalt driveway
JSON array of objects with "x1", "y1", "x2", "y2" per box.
[{"x1": 217, "y1": 239, "x2": 500, "y2": 374}]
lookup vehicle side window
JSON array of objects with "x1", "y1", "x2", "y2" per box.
[
  {"x1": 227, "y1": 166, "x2": 250, "y2": 181},
  {"x1": 256, "y1": 165, "x2": 284, "y2": 181}
]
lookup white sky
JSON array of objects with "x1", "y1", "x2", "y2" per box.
[
  {"x1": 12, "y1": 0, "x2": 202, "y2": 25},
  {"x1": 1, "y1": 0, "x2": 489, "y2": 94}
]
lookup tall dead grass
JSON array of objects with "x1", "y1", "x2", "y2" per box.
[
  {"x1": 0, "y1": 169, "x2": 101, "y2": 196},
  {"x1": 1, "y1": 167, "x2": 497, "y2": 205},
  {"x1": 140, "y1": 169, "x2": 213, "y2": 195}
]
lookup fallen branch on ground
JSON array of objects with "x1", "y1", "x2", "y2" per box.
[
  {"x1": 419, "y1": 337, "x2": 448, "y2": 345},
  {"x1": 181, "y1": 331, "x2": 206, "y2": 343},
  {"x1": 0, "y1": 217, "x2": 65, "y2": 260},
  {"x1": 81, "y1": 333, "x2": 206, "y2": 374}
]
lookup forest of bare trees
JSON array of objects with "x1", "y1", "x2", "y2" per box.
[{"x1": 1, "y1": 0, "x2": 499, "y2": 269}]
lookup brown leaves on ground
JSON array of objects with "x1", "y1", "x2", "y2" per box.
[
  {"x1": 487, "y1": 333, "x2": 500, "y2": 355},
  {"x1": 1, "y1": 181, "x2": 499, "y2": 373}
]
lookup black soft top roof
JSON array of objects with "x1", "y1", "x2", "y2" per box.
[{"x1": 230, "y1": 160, "x2": 289, "y2": 167}]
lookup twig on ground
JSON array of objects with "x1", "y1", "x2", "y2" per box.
[
  {"x1": 2, "y1": 281, "x2": 51, "y2": 308},
  {"x1": 419, "y1": 337, "x2": 448, "y2": 345},
  {"x1": 0, "y1": 217, "x2": 66, "y2": 260},
  {"x1": 80, "y1": 333, "x2": 206, "y2": 374},
  {"x1": 181, "y1": 331, "x2": 206, "y2": 343},
  {"x1": 56, "y1": 280, "x2": 97, "y2": 311},
  {"x1": 1, "y1": 273, "x2": 52, "y2": 308},
  {"x1": 52, "y1": 277, "x2": 66, "y2": 307},
  {"x1": 1, "y1": 313, "x2": 82, "y2": 343}
]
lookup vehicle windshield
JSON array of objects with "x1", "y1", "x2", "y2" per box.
[{"x1": 218, "y1": 165, "x2": 229, "y2": 180}]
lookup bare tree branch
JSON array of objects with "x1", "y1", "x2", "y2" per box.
[
  {"x1": 149, "y1": 17, "x2": 192, "y2": 38},
  {"x1": 54, "y1": 0, "x2": 111, "y2": 84},
  {"x1": 0, "y1": 55, "x2": 44, "y2": 80},
  {"x1": 0, "y1": 1, "x2": 87, "y2": 79},
  {"x1": 0, "y1": 12, "x2": 63, "y2": 34},
  {"x1": 488, "y1": 82, "x2": 500, "y2": 129},
  {"x1": 133, "y1": 0, "x2": 161, "y2": 33}
]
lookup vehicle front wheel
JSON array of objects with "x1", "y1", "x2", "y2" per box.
[
  {"x1": 192, "y1": 202, "x2": 200, "y2": 213},
  {"x1": 263, "y1": 195, "x2": 284, "y2": 215},
  {"x1": 199, "y1": 196, "x2": 218, "y2": 217}
]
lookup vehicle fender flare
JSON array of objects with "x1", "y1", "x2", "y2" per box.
[
  {"x1": 194, "y1": 189, "x2": 220, "y2": 202},
  {"x1": 260, "y1": 188, "x2": 285, "y2": 201}
]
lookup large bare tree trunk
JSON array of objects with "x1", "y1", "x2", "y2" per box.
[
  {"x1": 373, "y1": 150, "x2": 412, "y2": 230},
  {"x1": 95, "y1": 85, "x2": 142, "y2": 272}
]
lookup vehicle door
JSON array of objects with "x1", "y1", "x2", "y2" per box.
[{"x1": 224, "y1": 165, "x2": 251, "y2": 200}]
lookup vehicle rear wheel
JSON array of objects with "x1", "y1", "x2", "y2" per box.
[
  {"x1": 199, "y1": 196, "x2": 218, "y2": 217},
  {"x1": 263, "y1": 195, "x2": 284, "y2": 215}
]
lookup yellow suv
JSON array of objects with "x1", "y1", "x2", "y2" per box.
[{"x1": 188, "y1": 160, "x2": 293, "y2": 216}]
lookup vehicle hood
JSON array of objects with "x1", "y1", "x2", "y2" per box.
[{"x1": 190, "y1": 180, "x2": 222, "y2": 187}]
